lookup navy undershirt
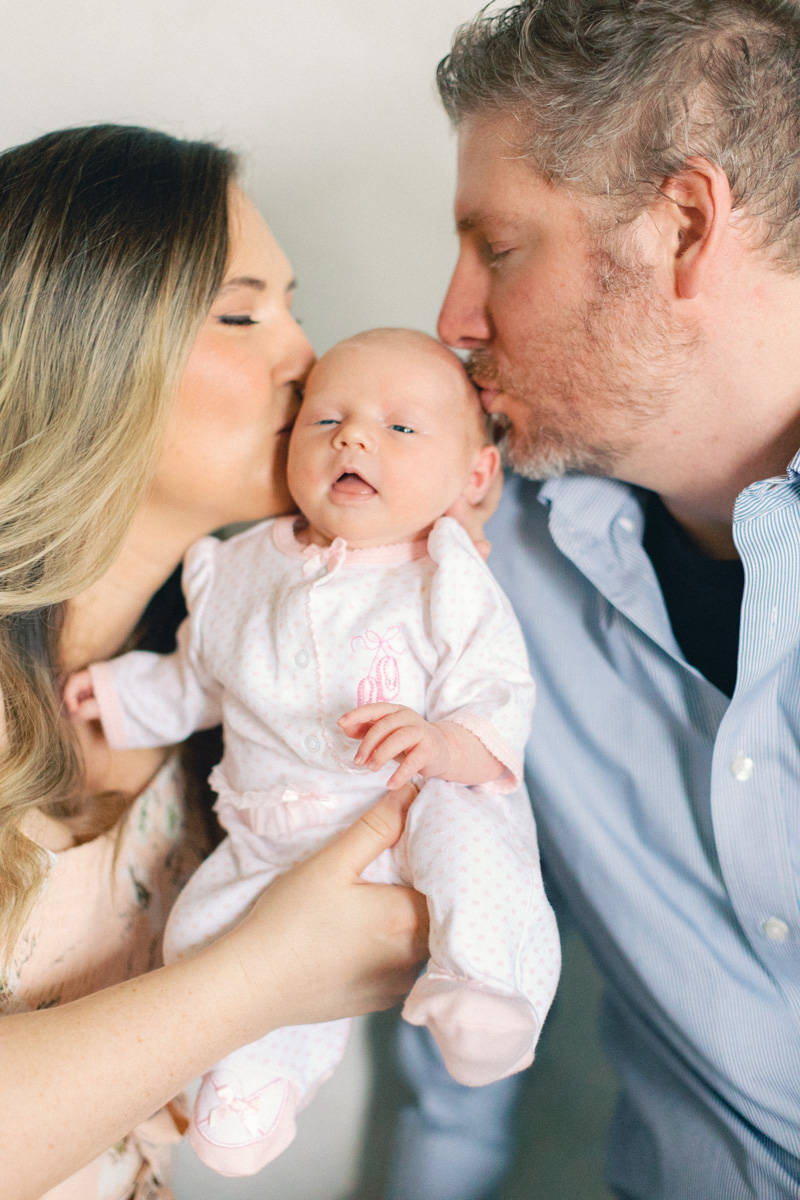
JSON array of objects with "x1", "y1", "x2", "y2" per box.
[{"x1": 643, "y1": 494, "x2": 745, "y2": 699}]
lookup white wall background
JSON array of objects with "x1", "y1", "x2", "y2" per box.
[
  {"x1": 1, "y1": 4, "x2": 616, "y2": 1196},
  {"x1": 0, "y1": 0, "x2": 479, "y2": 352}
]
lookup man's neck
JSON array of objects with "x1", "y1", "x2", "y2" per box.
[{"x1": 657, "y1": 500, "x2": 738, "y2": 560}]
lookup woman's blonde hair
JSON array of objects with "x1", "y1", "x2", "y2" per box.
[{"x1": 0, "y1": 125, "x2": 236, "y2": 958}]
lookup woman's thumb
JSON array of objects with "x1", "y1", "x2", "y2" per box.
[{"x1": 326, "y1": 784, "x2": 418, "y2": 878}]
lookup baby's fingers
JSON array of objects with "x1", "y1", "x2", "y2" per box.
[
  {"x1": 62, "y1": 669, "x2": 96, "y2": 718},
  {"x1": 364, "y1": 728, "x2": 424, "y2": 779},
  {"x1": 339, "y1": 703, "x2": 402, "y2": 740},
  {"x1": 354, "y1": 713, "x2": 416, "y2": 767}
]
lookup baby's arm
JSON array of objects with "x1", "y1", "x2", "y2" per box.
[
  {"x1": 338, "y1": 703, "x2": 505, "y2": 791},
  {"x1": 63, "y1": 610, "x2": 222, "y2": 750},
  {"x1": 63, "y1": 536, "x2": 222, "y2": 749}
]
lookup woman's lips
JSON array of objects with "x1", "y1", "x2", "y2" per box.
[{"x1": 331, "y1": 472, "x2": 377, "y2": 498}]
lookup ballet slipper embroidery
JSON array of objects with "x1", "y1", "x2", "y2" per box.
[{"x1": 351, "y1": 626, "x2": 404, "y2": 704}]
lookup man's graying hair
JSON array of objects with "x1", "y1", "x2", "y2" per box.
[{"x1": 437, "y1": 0, "x2": 800, "y2": 267}]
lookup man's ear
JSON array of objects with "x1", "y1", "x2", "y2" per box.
[
  {"x1": 463, "y1": 443, "x2": 501, "y2": 505},
  {"x1": 655, "y1": 158, "x2": 732, "y2": 300}
]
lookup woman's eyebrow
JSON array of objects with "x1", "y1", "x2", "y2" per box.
[{"x1": 218, "y1": 275, "x2": 267, "y2": 295}]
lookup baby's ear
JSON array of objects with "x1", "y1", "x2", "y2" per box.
[{"x1": 462, "y1": 444, "x2": 501, "y2": 505}]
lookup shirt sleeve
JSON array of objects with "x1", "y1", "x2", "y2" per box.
[
  {"x1": 88, "y1": 536, "x2": 223, "y2": 750},
  {"x1": 424, "y1": 518, "x2": 536, "y2": 793}
]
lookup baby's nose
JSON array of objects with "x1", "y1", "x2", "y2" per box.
[{"x1": 334, "y1": 418, "x2": 372, "y2": 448}]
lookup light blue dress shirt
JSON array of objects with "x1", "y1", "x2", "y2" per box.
[{"x1": 392, "y1": 462, "x2": 800, "y2": 1200}]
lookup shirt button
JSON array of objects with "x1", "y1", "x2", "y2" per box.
[
  {"x1": 305, "y1": 735, "x2": 320, "y2": 753},
  {"x1": 618, "y1": 517, "x2": 636, "y2": 533},
  {"x1": 763, "y1": 918, "x2": 789, "y2": 942},
  {"x1": 730, "y1": 755, "x2": 754, "y2": 782},
  {"x1": 295, "y1": 650, "x2": 310, "y2": 668}
]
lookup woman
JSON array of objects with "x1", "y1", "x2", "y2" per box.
[{"x1": 0, "y1": 124, "x2": 427, "y2": 1200}]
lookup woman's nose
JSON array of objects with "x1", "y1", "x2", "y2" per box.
[
  {"x1": 275, "y1": 313, "x2": 315, "y2": 387},
  {"x1": 437, "y1": 252, "x2": 493, "y2": 349}
]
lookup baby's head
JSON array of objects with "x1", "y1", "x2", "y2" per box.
[{"x1": 287, "y1": 328, "x2": 500, "y2": 548}]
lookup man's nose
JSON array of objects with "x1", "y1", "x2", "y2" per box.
[{"x1": 437, "y1": 254, "x2": 492, "y2": 348}]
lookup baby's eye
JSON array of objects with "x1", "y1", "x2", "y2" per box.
[
  {"x1": 315, "y1": 418, "x2": 340, "y2": 426},
  {"x1": 218, "y1": 314, "x2": 257, "y2": 326},
  {"x1": 390, "y1": 424, "x2": 415, "y2": 434}
]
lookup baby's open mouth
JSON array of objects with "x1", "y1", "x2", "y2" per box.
[{"x1": 331, "y1": 472, "x2": 377, "y2": 498}]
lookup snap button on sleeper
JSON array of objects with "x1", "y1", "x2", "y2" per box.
[
  {"x1": 763, "y1": 918, "x2": 789, "y2": 943},
  {"x1": 730, "y1": 755, "x2": 754, "y2": 782},
  {"x1": 295, "y1": 650, "x2": 310, "y2": 668},
  {"x1": 305, "y1": 735, "x2": 320, "y2": 753}
]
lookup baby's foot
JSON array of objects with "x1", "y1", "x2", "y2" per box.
[
  {"x1": 402, "y1": 971, "x2": 539, "y2": 1087},
  {"x1": 190, "y1": 1068, "x2": 299, "y2": 1176}
]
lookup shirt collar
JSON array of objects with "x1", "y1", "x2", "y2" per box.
[{"x1": 534, "y1": 472, "x2": 683, "y2": 661}]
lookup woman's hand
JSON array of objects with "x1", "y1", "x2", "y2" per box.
[
  {"x1": 223, "y1": 783, "x2": 429, "y2": 1038},
  {"x1": 0, "y1": 785, "x2": 427, "y2": 1200}
]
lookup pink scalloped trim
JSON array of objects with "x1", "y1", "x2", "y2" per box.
[
  {"x1": 445, "y1": 711, "x2": 523, "y2": 793},
  {"x1": 88, "y1": 660, "x2": 130, "y2": 750},
  {"x1": 272, "y1": 515, "x2": 430, "y2": 565}
]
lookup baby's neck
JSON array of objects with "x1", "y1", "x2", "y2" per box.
[{"x1": 292, "y1": 516, "x2": 432, "y2": 550}]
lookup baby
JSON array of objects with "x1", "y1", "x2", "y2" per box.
[{"x1": 65, "y1": 328, "x2": 560, "y2": 1177}]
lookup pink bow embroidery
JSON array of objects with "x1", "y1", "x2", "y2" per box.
[
  {"x1": 351, "y1": 626, "x2": 404, "y2": 705},
  {"x1": 302, "y1": 536, "x2": 348, "y2": 578},
  {"x1": 207, "y1": 1083, "x2": 264, "y2": 1137}
]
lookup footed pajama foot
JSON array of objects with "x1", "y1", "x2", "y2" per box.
[
  {"x1": 402, "y1": 971, "x2": 539, "y2": 1087},
  {"x1": 190, "y1": 1068, "x2": 300, "y2": 1176}
]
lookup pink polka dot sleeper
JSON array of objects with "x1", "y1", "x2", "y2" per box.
[{"x1": 88, "y1": 515, "x2": 561, "y2": 1177}]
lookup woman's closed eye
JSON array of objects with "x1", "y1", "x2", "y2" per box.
[{"x1": 218, "y1": 313, "x2": 258, "y2": 326}]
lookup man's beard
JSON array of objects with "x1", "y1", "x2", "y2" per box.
[{"x1": 468, "y1": 246, "x2": 699, "y2": 482}]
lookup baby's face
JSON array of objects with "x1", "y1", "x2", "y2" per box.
[{"x1": 287, "y1": 333, "x2": 486, "y2": 547}]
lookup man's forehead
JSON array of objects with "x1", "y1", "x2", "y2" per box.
[
  {"x1": 453, "y1": 116, "x2": 592, "y2": 234},
  {"x1": 455, "y1": 117, "x2": 548, "y2": 212}
]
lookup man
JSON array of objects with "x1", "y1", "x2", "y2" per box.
[{"x1": 391, "y1": 3, "x2": 800, "y2": 1198}]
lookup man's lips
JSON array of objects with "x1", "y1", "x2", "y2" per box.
[
  {"x1": 476, "y1": 386, "x2": 501, "y2": 412},
  {"x1": 330, "y1": 471, "x2": 377, "y2": 498}
]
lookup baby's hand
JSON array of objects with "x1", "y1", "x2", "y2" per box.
[
  {"x1": 338, "y1": 704, "x2": 451, "y2": 790},
  {"x1": 62, "y1": 668, "x2": 102, "y2": 722}
]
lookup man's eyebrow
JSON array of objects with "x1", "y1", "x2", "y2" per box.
[
  {"x1": 456, "y1": 213, "x2": 482, "y2": 234},
  {"x1": 456, "y1": 211, "x2": 519, "y2": 234}
]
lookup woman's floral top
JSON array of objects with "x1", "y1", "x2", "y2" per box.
[{"x1": 3, "y1": 757, "x2": 207, "y2": 1200}]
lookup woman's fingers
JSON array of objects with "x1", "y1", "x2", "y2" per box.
[
  {"x1": 322, "y1": 782, "x2": 419, "y2": 878},
  {"x1": 231, "y1": 783, "x2": 428, "y2": 1028}
]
